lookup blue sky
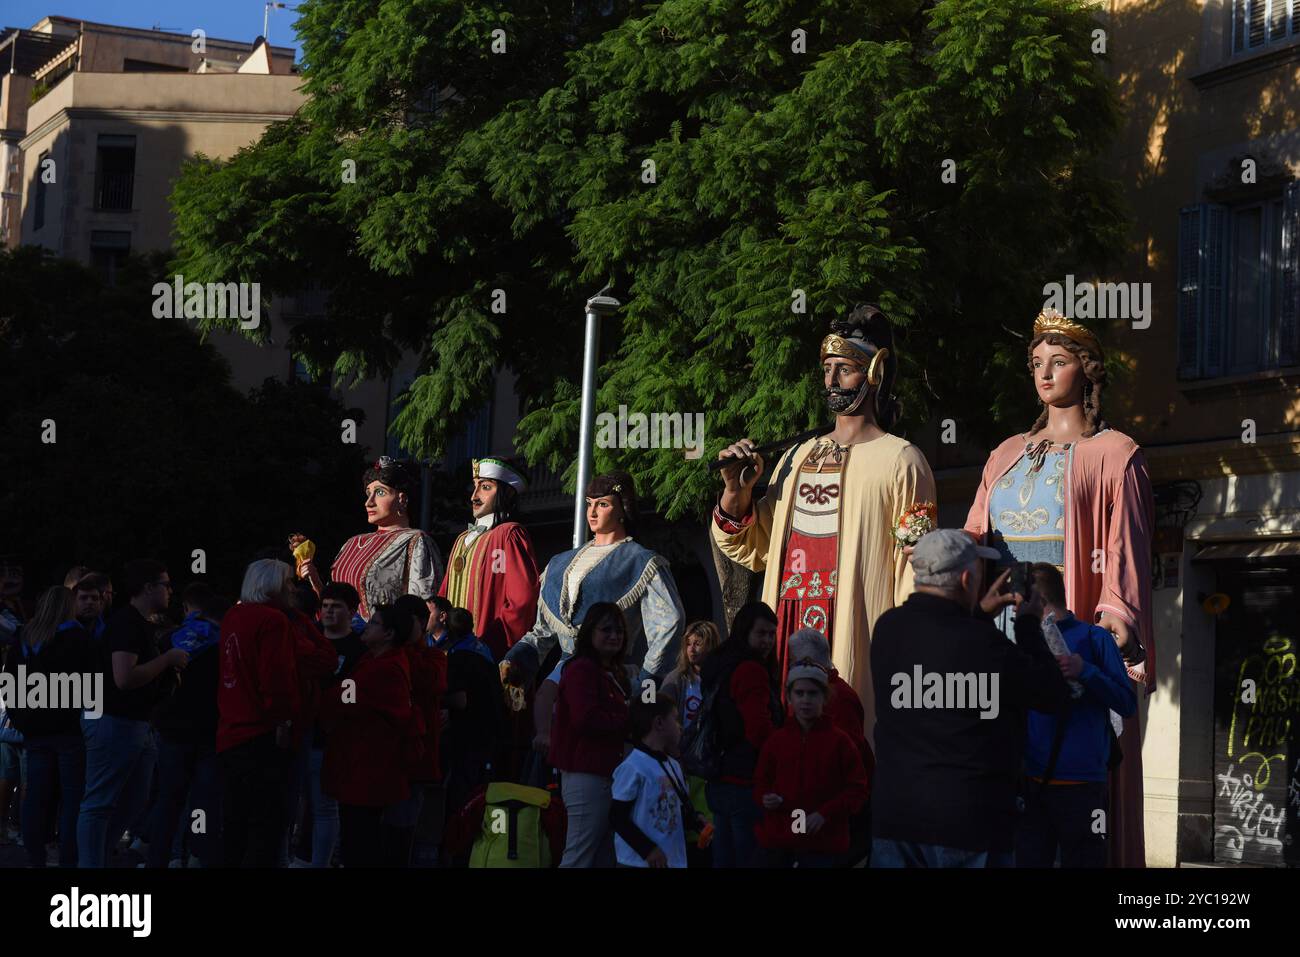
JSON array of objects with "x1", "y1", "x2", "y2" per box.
[{"x1": 4, "y1": 1, "x2": 306, "y2": 61}]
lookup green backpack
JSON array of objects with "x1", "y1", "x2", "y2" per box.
[{"x1": 469, "y1": 782, "x2": 553, "y2": 868}]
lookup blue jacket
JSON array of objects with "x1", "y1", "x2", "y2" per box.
[
  {"x1": 435, "y1": 631, "x2": 495, "y2": 664},
  {"x1": 170, "y1": 612, "x2": 221, "y2": 655},
  {"x1": 1024, "y1": 614, "x2": 1137, "y2": 783}
]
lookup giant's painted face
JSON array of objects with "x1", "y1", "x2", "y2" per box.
[
  {"x1": 364, "y1": 481, "x2": 406, "y2": 527},
  {"x1": 1030, "y1": 340, "x2": 1087, "y2": 407},
  {"x1": 585, "y1": 494, "x2": 623, "y2": 535},
  {"x1": 822, "y1": 357, "x2": 869, "y2": 414},
  {"x1": 471, "y1": 479, "x2": 500, "y2": 520}
]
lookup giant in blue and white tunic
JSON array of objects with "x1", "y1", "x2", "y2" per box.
[{"x1": 504, "y1": 537, "x2": 684, "y2": 682}]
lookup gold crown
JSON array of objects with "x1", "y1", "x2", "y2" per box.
[
  {"x1": 820, "y1": 333, "x2": 869, "y2": 365},
  {"x1": 820, "y1": 333, "x2": 889, "y2": 386},
  {"x1": 1032, "y1": 309, "x2": 1102, "y2": 355}
]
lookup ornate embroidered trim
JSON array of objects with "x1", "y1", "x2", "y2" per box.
[{"x1": 541, "y1": 547, "x2": 664, "y2": 641}]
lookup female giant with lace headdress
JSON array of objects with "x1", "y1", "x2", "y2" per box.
[{"x1": 299, "y1": 456, "x2": 445, "y2": 621}]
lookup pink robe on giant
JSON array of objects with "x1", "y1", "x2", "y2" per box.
[{"x1": 965, "y1": 428, "x2": 1155, "y2": 868}]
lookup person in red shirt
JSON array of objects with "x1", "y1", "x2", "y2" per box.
[
  {"x1": 392, "y1": 592, "x2": 447, "y2": 867},
  {"x1": 320, "y1": 602, "x2": 419, "y2": 868},
  {"x1": 217, "y1": 559, "x2": 301, "y2": 867},
  {"x1": 549, "y1": 601, "x2": 631, "y2": 868},
  {"x1": 785, "y1": 629, "x2": 874, "y2": 777},
  {"x1": 699, "y1": 601, "x2": 782, "y2": 868},
  {"x1": 754, "y1": 658, "x2": 869, "y2": 867},
  {"x1": 786, "y1": 627, "x2": 875, "y2": 864},
  {"x1": 279, "y1": 593, "x2": 338, "y2": 866}
]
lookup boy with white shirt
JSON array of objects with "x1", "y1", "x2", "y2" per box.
[{"x1": 610, "y1": 694, "x2": 700, "y2": 868}]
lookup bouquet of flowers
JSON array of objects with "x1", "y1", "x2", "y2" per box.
[
  {"x1": 288, "y1": 533, "x2": 315, "y2": 567},
  {"x1": 893, "y1": 501, "x2": 937, "y2": 550}
]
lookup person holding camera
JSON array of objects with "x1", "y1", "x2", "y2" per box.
[{"x1": 869, "y1": 530, "x2": 1070, "y2": 867}]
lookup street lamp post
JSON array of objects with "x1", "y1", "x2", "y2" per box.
[
  {"x1": 420, "y1": 459, "x2": 433, "y2": 533},
  {"x1": 263, "y1": 2, "x2": 288, "y2": 43},
  {"x1": 573, "y1": 287, "x2": 620, "y2": 549}
]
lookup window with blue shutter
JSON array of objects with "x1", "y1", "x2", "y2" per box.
[
  {"x1": 1178, "y1": 204, "x2": 1227, "y2": 379},
  {"x1": 1232, "y1": 0, "x2": 1297, "y2": 54},
  {"x1": 1204, "y1": 205, "x2": 1227, "y2": 378},
  {"x1": 1178, "y1": 207, "x2": 1201, "y2": 379},
  {"x1": 1280, "y1": 181, "x2": 1300, "y2": 367},
  {"x1": 1179, "y1": 187, "x2": 1299, "y2": 380}
]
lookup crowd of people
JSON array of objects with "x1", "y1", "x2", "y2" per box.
[
  {"x1": 0, "y1": 302, "x2": 1153, "y2": 869},
  {"x1": 0, "y1": 521, "x2": 1134, "y2": 869}
]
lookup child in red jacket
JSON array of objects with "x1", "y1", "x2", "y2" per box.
[
  {"x1": 754, "y1": 658, "x2": 869, "y2": 867},
  {"x1": 320, "y1": 602, "x2": 420, "y2": 868},
  {"x1": 786, "y1": 627, "x2": 875, "y2": 865}
]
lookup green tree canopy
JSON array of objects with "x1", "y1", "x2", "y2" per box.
[{"x1": 169, "y1": 0, "x2": 1125, "y2": 521}]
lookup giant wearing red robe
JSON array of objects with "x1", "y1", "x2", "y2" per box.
[{"x1": 439, "y1": 518, "x2": 539, "y2": 662}]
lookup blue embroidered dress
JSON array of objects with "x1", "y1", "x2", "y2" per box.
[{"x1": 987, "y1": 444, "x2": 1070, "y2": 639}]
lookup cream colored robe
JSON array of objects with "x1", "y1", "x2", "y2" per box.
[{"x1": 711, "y1": 433, "x2": 936, "y2": 745}]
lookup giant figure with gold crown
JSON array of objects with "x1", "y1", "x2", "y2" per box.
[
  {"x1": 964, "y1": 307, "x2": 1155, "y2": 867},
  {"x1": 439, "y1": 457, "x2": 540, "y2": 662},
  {"x1": 712, "y1": 304, "x2": 937, "y2": 745}
]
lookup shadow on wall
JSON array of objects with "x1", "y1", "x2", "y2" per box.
[{"x1": 1106, "y1": 0, "x2": 1300, "y2": 438}]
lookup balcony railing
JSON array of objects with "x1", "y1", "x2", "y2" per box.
[{"x1": 95, "y1": 168, "x2": 135, "y2": 211}]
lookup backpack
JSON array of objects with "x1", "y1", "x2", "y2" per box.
[
  {"x1": 679, "y1": 664, "x2": 732, "y2": 780},
  {"x1": 469, "y1": 782, "x2": 555, "y2": 868}
]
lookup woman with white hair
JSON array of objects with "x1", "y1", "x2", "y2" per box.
[{"x1": 217, "y1": 558, "x2": 302, "y2": 867}]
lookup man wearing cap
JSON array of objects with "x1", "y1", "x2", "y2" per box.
[
  {"x1": 869, "y1": 529, "x2": 1071, "y2": 868},
  {"x1": 714, "y1": 305, "x2": 936, "y2": 745},
  {"x1": 439, "y1": 458, "x2": 540, "y2": 662}
]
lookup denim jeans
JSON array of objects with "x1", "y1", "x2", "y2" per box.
[
  {"x1": 148, "y1": 736, "x2": 222, "y2": 868},
  {"x1": 126, "y1": 728, "x2": 160, "y2": 841},
  {"x1": 870, "y1": 838, "x2": 1014, "y2": 868},
  {"x1": 77, "y1": 714, "x2": 157, "y2": 868},
  {"x1": 22, "y1": 732, "x2": 85, "y2": 867},
  {"x1": 304, "y1": 746, "x2": 339, "y2": 867},
  {"x1": 705, "y1": 781, "x2": 761, "y2": 869}
]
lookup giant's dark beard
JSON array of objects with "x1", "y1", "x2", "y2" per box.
[{"x1": 824, "y1": 384, "x2": 871, "y2": 416}]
